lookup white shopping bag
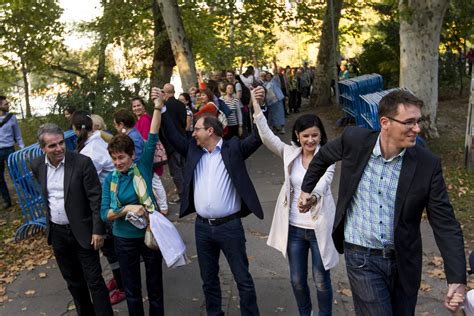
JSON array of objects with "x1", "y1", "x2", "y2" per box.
[{"x1": 149, "y1": 212, "x2": 190, "y2": 268}]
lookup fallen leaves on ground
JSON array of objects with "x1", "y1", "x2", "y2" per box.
[
  {"x1": 338, "y1": 288, "x2": 352, "y2": 297},
  {"x1": 0, "y1": 234, "x2": 53, "y2": 305},
  {"x1": 24, "y1": 290, "x2": 35, "y2": 296},
  {"x1": 419, "y1": 282, "x2": 432, "y2": 293},
  {"x1": 429, "y1": 256, "x2": 443, "y2": 267},
  {"x1": 427, "y1": 268, "x2": 446, "y2": 279}
]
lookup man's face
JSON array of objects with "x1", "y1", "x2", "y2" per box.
[
  {"x1": 226, "y1": 72, "x2": 234, "y2": 82},
  {"x1": 382, "y1": 104, "x2": 422, "y2": 149},
  {"x1": 42, "y1": 133, "x2": 66, "y2": 166},
  {"x1": 192, "y1": 118, "x2": 212, "y2": 147},
  {"x1": 0, "y1": 99, "x2": 10, "y2": 112}
]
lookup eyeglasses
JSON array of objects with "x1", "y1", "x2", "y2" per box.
[
  {"x1": 386, "y1": 117, "x2": 424, "y2": 128},
  {"x1": 194, "y1": 127, "x2": 208, "y2": 132}
]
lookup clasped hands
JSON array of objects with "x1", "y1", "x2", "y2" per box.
[
  {"x1": 297, "y1": 192, "x2": 318, "y2": 213},
  {"x1": 151, "y1": 87, "x2": 165, "y2": 109}
]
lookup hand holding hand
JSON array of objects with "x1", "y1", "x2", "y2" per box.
[
  {"x1": 91, "y1": 234, "x2": 104, "y2": 250},
  {"x1": 250, "y1": 86, "x2": 265, "y2": 104},
  {"x1": 444, "y1": 283, "x2": 465, "y2": 313},
  {"x1": 297, "y1": 192, "x2": 313, "y2": 213}
]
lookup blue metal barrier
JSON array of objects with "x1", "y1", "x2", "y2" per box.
[
  {"x1": 7, "y1": 130, "x2": 77, "y2": 241},
  {"x1": 359, "y1": 88, "x2": 405, "y2": 131},
  {"x1": 338, "y1": 74, "x2": 384, "y2": 128}
]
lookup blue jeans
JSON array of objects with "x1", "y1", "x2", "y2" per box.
[
  {"x1": 114, "y1": 236, "x2": 164, "y2": 316},
  {"x1": 0, "y1": 146, "x2": 14, "y2": 206},
  {"x1": 267, "y1": 100, "x2": 286, "y2": 128},
  {"x1": 195, "y1": 217, "x2": 259, "y2": 316},
  {"x1": 344, "y1": 246, "x2": 418, "y2": 316},
  {"x1": 287, "y1": 225, "x2": 333, "y2": 316}
]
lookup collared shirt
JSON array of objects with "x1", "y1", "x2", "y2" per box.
[
  {"x1": 80, "y1": 131, "x2": 114, "y2": 184},
  {"x1": 345, "y1": 136, "x2": 405, "y2": 249},
  {"x1": 193, "y1": 138, "x2": 241, "y2": 218},
  {"x1": 46, "y1": 156, "x2": 68, "y2": 225},
  {"x1": 0, "y1": 112, "x2": 25, "y2": 149}
]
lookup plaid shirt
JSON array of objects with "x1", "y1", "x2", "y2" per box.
[{"x1": 344, "y1": 137, "x2": 405, "y2": 249}]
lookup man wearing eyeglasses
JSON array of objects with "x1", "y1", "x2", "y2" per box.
[{"x1": 298, "y1": 90, "x2": 466, "y2": 315}]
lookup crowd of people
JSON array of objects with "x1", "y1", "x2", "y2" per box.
[{"x1": 0, "y1": 60, "x2": 472, "y2": 316}]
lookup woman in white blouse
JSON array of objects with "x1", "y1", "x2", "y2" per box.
[
  {"x1": 250, "y1": 93, "x2": 338, "y2": 316},
  {"x1": 71, "y1": 111, "x2": 114, "y2": 184}
]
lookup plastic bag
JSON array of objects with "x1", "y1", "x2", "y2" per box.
[
  {"x1": 144, "y1": 225, "x2": 159, "y2": 250},
  {"x1": 149, "y1": 212, "x2": 189, "y2": 268}
]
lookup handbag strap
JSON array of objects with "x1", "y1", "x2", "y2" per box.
[{"x1": 0, "y1": 113, "x2": 13, "y2": 128}]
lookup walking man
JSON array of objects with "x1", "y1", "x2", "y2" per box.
[
  {"x1": 299, "y1": 90, "x2": 466, "y2": 315},
  {"x1": 152, "y1": 86, "x2": 265, "y2": 316},
  {"x1": 160, "y1": 83, "x2": 187, "y2": 204},
  {"x1": 0, "y1": 95, "x2": 25, "y2": 209},
  {"x1": 31, "y1": 123, "x2": 113, "y2": 316}
]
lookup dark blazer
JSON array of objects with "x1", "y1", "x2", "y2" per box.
[
  {"x1": 31, "y1": 151, "x2": 105, "y2": 249},
  {"x1": 301, "y1": 127, "x2": 466, "y2": 295},
  {"x1": 160, "y1": 97, "x2": 187, "y2": 154},
  {"x1": 161, "y1": 111, "x2": 264, "y2": 219}
]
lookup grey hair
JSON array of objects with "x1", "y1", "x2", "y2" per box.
[{"x1": 37, "y1": 123, "x2": 64, "y2": 148}]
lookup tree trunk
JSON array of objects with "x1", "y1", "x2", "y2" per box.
[
  {"x1": 399, "y1": 0, "x2": 448, "y2": 139},
  {"x1": 155, "y1": 0, "x2": 197, "y2": 91},
  {"x1": 20, "y1": 59, "x2": 32, "y2": 118},
  {"x1": 311, "y1": 0, "x2": 343, "y2": 107},
  {"x1": 150, "y1": 1, "x2": 175, "y2": 89}
]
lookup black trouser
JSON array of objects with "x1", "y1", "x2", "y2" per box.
[
  {"x1": 50, "y1": 223, "x2": 113, "y2": 316},
  {"x1": 167, "y1": 151, "x2": 185, "y2": 195},
  {"x1": 0, "y1": 146, "x2": 14, "y2": 206},
  {"x1": 115, "y1": 236, "x2": 164, "y2": 316},
  {"x1": 289, "y1": 90, "x2": 301, "y2": 112}
]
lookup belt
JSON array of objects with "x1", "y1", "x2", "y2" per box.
[
  {"x1": 344, "y1": 242, "x2": 395, "y2": 259},
  {"x1": 196, "y1": 212, "x2": 241, "y2": 226},
  {"x1": 50, "y1": 222, "x2": 71, "y2": 230}
]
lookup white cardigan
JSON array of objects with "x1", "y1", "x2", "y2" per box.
[{"x1": 254, "y1": 112, "x2": 339, "y2": 270}]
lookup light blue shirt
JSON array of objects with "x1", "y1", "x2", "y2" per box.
[
  {"x1": 193, "y1": 138, "x2": 241, "y2": 218},
  {"x1": 127, "y1": 128, "x2": 144, "y2": 161},
  {"x1": 0, "y1": 113, "x2": 24, "y2": 149},
  {"x1": 344, "y1": 136, "x2": 405, "y2": 249}
]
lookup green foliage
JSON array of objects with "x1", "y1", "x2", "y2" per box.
[
  {"x1": 0, "y1": 0, "x2": 65, "y2": 72},
  {"x1": 356, "y1": 1, "x2": 399, "y2": 87}
]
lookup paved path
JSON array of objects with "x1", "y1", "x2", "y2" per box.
[{"x1": 0, "y1": 106, "x2": 456, "y2": 315}]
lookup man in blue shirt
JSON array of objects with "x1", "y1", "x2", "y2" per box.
[{"x1": 0, "y1": 95, "x2": 25, "y2": 209}]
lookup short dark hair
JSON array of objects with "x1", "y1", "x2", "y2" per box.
[
  {"x1": 0, "y1": 95, "x2": 6, "y2": 102},
  {"x1": 108, "y1": 134, "x2": 135, "y2": 157},
  {"x1": 201, "y1": 115, "x2": 224, "y2": 137},
  {"x1": 131, "y1": 96, "x2": 146, "y2": 107},
  {"x1": 37, "y1": 123, "x2": 64, "y2": 148},
  {"x1": 379, "y1": 90, "x2": 424, "y2": 118},
  {"x1": 225, "y1": 69, "x2": 235, "y2": 76},
  {"x1": 113, "y1": 108, "x2": 136, "y2": 128},
  {"x1": 292, "y1": 114, "x2": 328, "y2": 147}
]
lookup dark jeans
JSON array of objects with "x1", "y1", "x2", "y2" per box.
[
  {"x1": 50, "y1": 223, "x2": 113, "y2": 316},
  {"x1": 195, "y1": 217, "x2": 259, "y2": 316},
  {"x1": 0, "y1": 146, "x2": 14, "y2": 205},
  {"x1": 344, "y1": 246, "x2": 418, "y2": 316},
  {"x1": 114, "y1": 236, "x2": 164, "y2": 316},
  {"x1": 287, "y1": 225, "x2": 333, "y2": 316},
  {"x1": 167, "y1": 151, "x2": 185, "y2": 195}
]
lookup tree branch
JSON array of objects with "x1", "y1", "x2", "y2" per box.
[{"x1": 50, "y1": 64, "x2": 89, "y2": 80}]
